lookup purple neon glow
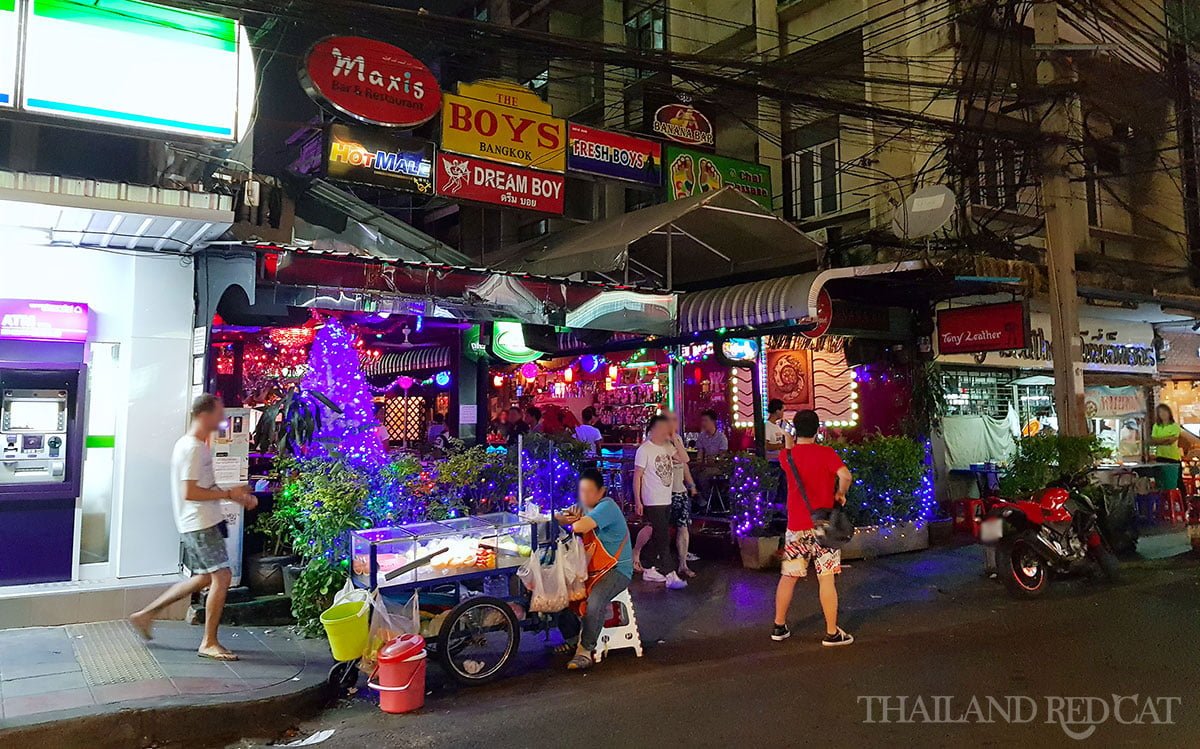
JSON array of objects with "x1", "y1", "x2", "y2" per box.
[
  {"x1": 301, "y1": 318, "x2": 386, "y2": 468},
  {"x1": 0, "y1": 299, "x2": 89, "y2": 343}
]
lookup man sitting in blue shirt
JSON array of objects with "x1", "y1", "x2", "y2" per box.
[{"x1": 554, "y1": 468, "x2": 633, "y2": 670}]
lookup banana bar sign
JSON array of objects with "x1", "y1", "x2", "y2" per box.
[{"x1": 440, "y1": 80, "x2": 566, "y2": 173}]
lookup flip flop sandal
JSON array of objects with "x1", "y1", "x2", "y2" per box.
[
  {"x1": 678, "y1": 568, "x2": 697, "y2": 578},
  {"x1": 566, "y1": 654, "x2": 593, "y2": 670},
  {"x1": 198, "y1": 651, "x2": 239, "y2": 662}
]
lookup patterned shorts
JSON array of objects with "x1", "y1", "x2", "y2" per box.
[
  {"x1": 669, "y1": 492, "x2": 692, "y2": 527},
  {"x1": 781, "y1": 529, "x2": 841, "y2": 578},
  {"x1": 181, "y1": 524, "x2": 230, "y2": 575}
]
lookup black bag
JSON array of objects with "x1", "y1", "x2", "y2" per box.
[{"x1": 783, "y1": 448, "x2": 855, "y2": 549}]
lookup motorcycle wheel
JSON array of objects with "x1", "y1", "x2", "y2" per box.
[
  {"x1": 1089, "y1": 545, "x2": 1122, "y2": 584},
  {"x1": 998, "y1": 534, "x2": 1051, "y2": 598}
]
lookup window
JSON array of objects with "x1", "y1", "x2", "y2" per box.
[
  {"x1": 967, "y1": 141, "x2": 1026, "y2": 211},
  {"x1": 625, "y1": 1, "x2": 665, "y2": 60},
  {"x1": 787, "y1": 139, "x2": 840, "y2": 220}
]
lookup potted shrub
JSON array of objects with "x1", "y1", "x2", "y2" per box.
[
  {"x1": 830, "y1": 435, "x2": 934, "y2": 559},
  {"x1": 729, "y1": 453, "x2": 783, "y2": 569}
]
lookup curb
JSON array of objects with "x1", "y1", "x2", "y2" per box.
[{"x1": 0, "y1": 662, "x2": 333, "y2": 749}]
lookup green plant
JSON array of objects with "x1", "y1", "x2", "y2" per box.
[
  {"x1": 283, "y1": 457, "x2": 371, "y2": 564},
  {"x1": 252, "y1": 386, "x2": 342, "y2": 456},
  {"x1": 998, "y1": 434, "x2": 1110, "y2": 499},
  {"x1": 730, "y1": 452, "x2": 782, "y2": 537},
  {"x1": 290, "y1": 556, "x2": 347, "y2": 638},
  {"x1": 829, "y1": 435, "x2": 930, "y2": 527}
]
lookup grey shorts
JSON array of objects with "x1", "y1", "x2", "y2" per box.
[{"x1": 181, "y1": 524, "x2": 230, "y2": 574}]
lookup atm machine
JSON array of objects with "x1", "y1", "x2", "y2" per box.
[{"x1": 0, "y1": 301, "x2": 88, "y2": 586}]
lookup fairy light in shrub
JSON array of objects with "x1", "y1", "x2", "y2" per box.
[{"x1": 730, "y1": 454, "x2": 772, "y2": 538}]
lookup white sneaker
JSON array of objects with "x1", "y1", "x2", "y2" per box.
[
  {"x1": 642, "y1": 567, "x2": 668, "y2": 583},
  {"x1": 664, "y1": 571, "x2": 688, "y2": 590},
  {"x1": 686, "y1": 552, "x2": 700, "y2": 562}
]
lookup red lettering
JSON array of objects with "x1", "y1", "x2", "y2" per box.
[
  {"x1": 536, "y1": 122, "x2": 560, "y2": 148},
  {"x1": 475, "y1": 109, "x2": 498, "y2": 137},
  {"x1": 449, "y1": 102, "x2": 472, "y2": 131},
  {"x1": 503, "y1": 114, "x2": 534, "y2": 143}
]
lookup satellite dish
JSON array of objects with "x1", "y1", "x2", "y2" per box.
[{"x1": 891, "y1": 185, "x2": 957, "y2": 239}]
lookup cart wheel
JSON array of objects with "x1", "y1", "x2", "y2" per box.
[
  {"x1": 436, "y1": 596, "x2": 520, "y2": 685},
  {"x1": 328, "y1": 660, "x2": 360, "y2": 691}
]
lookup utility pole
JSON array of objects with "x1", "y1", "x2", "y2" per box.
[{"x1": 1033, "y1": 0, "x2": 1088, "y2": 437}]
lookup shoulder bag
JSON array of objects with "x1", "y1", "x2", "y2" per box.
[{"x1": 783, "y1": 448, "x2": 855, "y2": 549}]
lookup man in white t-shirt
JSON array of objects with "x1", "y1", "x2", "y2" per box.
[
  {"x1": 129, "y1": 394, "x2": 257, "y2": 661},
  {"x1": 764, "y1": 398, "x2": 788, "y2": 459},
  {"x1": 633, "y1": 414, "x2": 687, "y2": 590},
  {"x1": 574, "y1": 406, "x2": 603, "y2": 456}
]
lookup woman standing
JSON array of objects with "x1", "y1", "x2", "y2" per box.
[{"x1": 1150, "y1": 404, "x2": 1183, "y2": 491}]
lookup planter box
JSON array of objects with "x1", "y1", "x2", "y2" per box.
[
  {"x1": 841, "y1": 521, "x2": 929, "y2": 561},
  {"x1": 245, "y1": 553, "x2": 299, "y2": 597},
  {"x1": 927, "y1": 518, "x2": 954, "y2": 546},
  {"x1": 738, "y1": 536, "x2": 782, "y2": 570}
]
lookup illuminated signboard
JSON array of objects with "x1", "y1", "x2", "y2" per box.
[
  {"x1": 0, "y1": 1, "x2": 15, "y2": 107},
  {"x1": 324, "y1": 124, "x2": 434, "y2": 193},
  {"x1": 0, "y1": 299, "x2": 89, "y2": 342},
  {"x1": 490, "y1": 321, "x2": 543, "y2": 364},
  {"x1": 436, "y1": 152, "x2": 564, "y2": 214},
  {"x1": 20, "y1": 0, "x2": 250, "y2": 139},
  {"x1": 665, "y1": 146, "x2": 772, "y2": 210},
  {"x1": 721, "y1": 338, "x2": 759, "y2": 362},
  {"x1": 567, "y1": 124, "x2": 661, "y2": 185},
  {"x1": 300, "y1": 35, "x2": 441, "y2": 128},
  {"x1": 441, "y1": 80, "x2": 566, "y2": 173}
]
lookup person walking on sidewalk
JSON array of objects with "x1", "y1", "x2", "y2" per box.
[
  {"x1": 129, "y1": 394, "x2": 257, "y2": 661},
  {"x1": 772, "y1": 409, "x2": 854, "y2": 646},
  {"x1": 633, "y1": 415, "x2": 687, "y2": 590}
]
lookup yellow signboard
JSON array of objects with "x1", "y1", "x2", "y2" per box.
[{"x1": 440, "y1": 81, "x2": 566, "y2": 173}]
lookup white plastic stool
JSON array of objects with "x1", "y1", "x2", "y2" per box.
[{"x1": 594, "y1": 589, "x2": 643, "y2": 661}]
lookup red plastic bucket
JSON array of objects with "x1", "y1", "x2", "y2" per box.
[{"x1": 369, "y1": 635, "x2": 427, "y2": 714}]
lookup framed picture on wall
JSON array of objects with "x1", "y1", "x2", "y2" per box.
[{"x1": 766, "y1": 349, "x2": 814, "y2": 412}]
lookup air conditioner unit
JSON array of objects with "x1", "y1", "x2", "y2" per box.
[{"x1": 805, "y1": 227, "x2": 829, "y2": 245}]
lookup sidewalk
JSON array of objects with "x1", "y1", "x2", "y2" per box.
[{"x1": 0, "y1": 620, "x2": 332, "y2": 747}]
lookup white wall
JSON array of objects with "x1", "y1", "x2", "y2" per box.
[{"x1": 0, "y1": 240, "x2": 193, "y2": 579}]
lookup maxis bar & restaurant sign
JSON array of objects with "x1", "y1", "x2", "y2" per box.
[
  {"x1": 567, "y1": 124, "x2": 661, "y2": 185},
  {"x1": 436, "y1": 153, "x2": 564, "y2": 214},
  {"x1": 324, "y1": 123, "x2": 434, "y2": 193},
  {"x1": 441, "y1": 80, "x2": 566, "y2": 173}
]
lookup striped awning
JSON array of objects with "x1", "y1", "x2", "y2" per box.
[
  {"x1": 679, "y1": 261, "x2": 926, "y2": 334},
  {"x1": 364, "y1": 346, "x2": 452, "y2": 377}
]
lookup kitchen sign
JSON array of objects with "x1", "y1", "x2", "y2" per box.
[
  {"x1": 0, "y1": 299, "x2": 89, "y2": 343},
  {"x1": 665, "y1": 146, "x2": 772, "y2": 209},
  {"x1": 436, "y1": 152, "x2": 565, "y2": 214},
  {"x1": 936, "y1": 301, "x2": 1029, "y2": 355},
  {"x1": 567, "y1": 124, "x2": 661, "y2": 185},
  {"x1": 441, "y1": 80, "x2": 566, "y2": 172},
  {"x1": 301, "y1": 35, "x2": 441, "y2": 127},
  {"x1": 652, "y1": 103, "x2": 714, "y2": 147},
  {"x1": 324, "y1": 123, "x2": 434, "y2": 193}
]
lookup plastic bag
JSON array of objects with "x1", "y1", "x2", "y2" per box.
[
  {"x1": 333, "y1": 576, "x2": 370, "y2": 608},
  {"x1": 561, "y1": 539, "x2": 588, "y2": 602},
  {"x1": 360, "y1": 591, "x2": 419, "y2": 673},
  {"x1": 524, "y1": 550, "x2": 570, "y2": 614}
]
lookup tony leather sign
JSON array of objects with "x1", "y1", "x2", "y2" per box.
[{"x1": 936, "y1": 301, "x2": 1029, "y2": 355}]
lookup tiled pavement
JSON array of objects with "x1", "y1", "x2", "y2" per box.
[{"x1": 0, "y1": 620, "x2": 330, "y2": 723}]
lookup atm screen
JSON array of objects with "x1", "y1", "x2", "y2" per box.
[{"x1": 8, "y1": 401, "x2": 60, "y2": 431}]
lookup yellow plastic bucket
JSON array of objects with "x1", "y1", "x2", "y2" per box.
[{"x1": 321, "y1": 600, "x2": 370, "y2": 661}]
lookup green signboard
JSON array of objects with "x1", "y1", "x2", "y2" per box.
[{"x1": 664, "y1": 145, "x2": 772, "y2": 210}]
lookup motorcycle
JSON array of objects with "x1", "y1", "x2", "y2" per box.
[{"x1": 980, "y1": 473, "x2": 1121, "y2": 598}]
